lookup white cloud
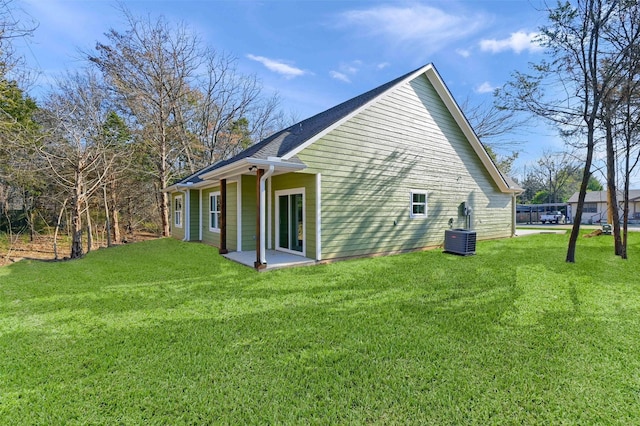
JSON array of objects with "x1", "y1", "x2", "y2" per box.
[
  {"x1": 330, "y1": 71, "x2": 351, "y2": 83},
  {"x1": 330, "y1": 60, "x2": 363, "y2": 83},
  {"x1": 480, "y1": 31, "x2": 543, "y2": 54},
  {"x1": 377, "y1": 62, "x2": 391, "y2": 70},
  {"x1": 338, "y1": 5, "x2": 488, "y2": 54},
  {"x1": 246, "y1": 54, "x2": 307, "y2": 78},
  {"x1": 456, "y1": 48, "x2": 471, "y2": 58},
  {"x1": 475, "y1": 81, "x2": 497, "y2": 94}
]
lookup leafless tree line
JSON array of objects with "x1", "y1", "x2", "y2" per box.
[{"x1": 0, "y1": 5, "x2": 288, "y2": 259}]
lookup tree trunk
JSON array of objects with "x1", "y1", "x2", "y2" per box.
[
  {"x1": 103, "y1": 185, "x2": 112, "y2": 247},
  {"x1": 622, "y1": 171, "x2": 629, "y2": 260},
  {"x1": 28, "y1": 209, "x2": 35, "y2": 243},
  {"x1": 53, "y1": 199, "x2": 67, "y2": 260},
  {"x1": 110, "y1": 179, "x2": 120, "y2": 244},
  {"x1": 605, "y1": 117, "x2": 623, "y2": 255},
  {"x1": 70, "y1": 192, "x2": 83, "y2": 259},
  {"x1": 159, "y1": 135, "x2": 171, "y2": 237},
  {"x1": 85, "y1": 199, "x2": 92, "y2": 254},
  {"x1": 160, "y1": 189, "x2": 170, "y2": 237},
  {"x1": 566, "y1": 129, "x2": 595, "y2": 263}
]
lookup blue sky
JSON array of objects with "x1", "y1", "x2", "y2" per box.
[{"x1": 15, "y1": 0, "x2": 583, "y2": 182}]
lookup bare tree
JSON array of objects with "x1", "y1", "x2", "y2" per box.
[
  {"x1": 182, "y1": 52, "x2": 278, "y2": 168},
  {"x1": 500, "y1": 0, "x2": 634, "y2": 262},
  {"x1": 97, "y1": 111, "x2": 133, "y2": 245},
  {"x1": 89, "y1": 10, "x2": 205, "y2": 237},
  {"x1": 534, "y1": 150, "x2": 581, "y2": 203},
  {"x1": 89, "y1": 9, "x2": 286, "y2": 236},
  {"x1": 0, "y1": 0, "x2": 37, "y2": 80},
  {"x1": 459, "y1": 96, "x2": 527, "y2": 176},
  {"x1": 616, "y1": 75, "x2": 640, "y2": 259},
  {"x1": 38, "y1": 69, "x2": 121, "y2": 258},
  {"x1": 598, "y1": 3, "x2": 640, "y2": 259}
]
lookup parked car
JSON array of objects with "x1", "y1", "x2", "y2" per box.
[{"x1": 540, "y1": 211, "x2": 566, "y2": 224}]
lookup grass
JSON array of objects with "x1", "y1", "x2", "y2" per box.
[{"x1": 1, "y1": 233, "x2": 639, "y2": 424}]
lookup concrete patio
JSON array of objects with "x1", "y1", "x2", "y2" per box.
[{"x1": 223, "y1": 250, "x2": 316, "y2": 271}]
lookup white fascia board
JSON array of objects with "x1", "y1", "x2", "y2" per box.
[
  {"x1": 161, "y1": 182, "x2": 197, "y2": 192},
  {"x1": 199, "y1": 160, "x2": 250, "y2": 181},
  {"x1": 199, "y1": 157, "x2": 306, "y2": 182},
  {"x1": 182, "y1": 181, "x2": 211, "y2": 190},
  {"x1": 282, "y1": 64, "x2": 435, "y2": 161},
  {"x1": 162, "y1": 181, "x2": 205, "y2": 193},
  {"x1": 246, "y1": 157, "x2": 306, "y2": 171}
]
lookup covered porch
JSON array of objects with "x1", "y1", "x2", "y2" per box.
[
  {"x1": 199, "y1": 155, "x2": 318, "y2": 271},
  {"x1": 223, "y1": 250, "x2": 316, "y2": 271}
]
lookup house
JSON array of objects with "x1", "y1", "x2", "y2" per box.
[
  {"x1": 567, "y1": 190, "x2": 640, "y2": 224},
  {"x1": 163, "y1": 64, "x2": 521, "y2": 269}
]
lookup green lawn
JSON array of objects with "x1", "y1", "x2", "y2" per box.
[{"x1": 1, "y1": 233, "x2": 639, "y2": 424}]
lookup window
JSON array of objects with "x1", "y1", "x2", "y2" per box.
[
  {"x1": 410, "y1": 190, "x2": 428, "y2": 218},
  {"x1": 174, "y1": 195, "x2": 183, "y2": 228},
  {"x1": 209, "y1": 192, "x2": 221, "y2": 232},
  {"x1": 584, "y1": 203, "x2": 597, "y2": 213}
]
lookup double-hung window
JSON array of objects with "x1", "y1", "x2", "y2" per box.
[
  {"x1": 209, "y1": 192, "x2": 221, "y2": 232},
  {"x1": 174, "y1": 195, "x2": 183, "y2": 228},
  {"x1": 410, "y1": 190, "x2": 428, "y2": 219}
]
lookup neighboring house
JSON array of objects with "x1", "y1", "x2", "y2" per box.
[
  {"x1": 163, "y1": 63, "x2": 521, "y2": 269},
  {"x1": 567, "y1": 190, "x2": 640, "y2": 224}
]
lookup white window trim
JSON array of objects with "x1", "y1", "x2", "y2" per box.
[
  {"x1": 410, "y1": 190, "x2": 428, "y2": 219},
  {"x1": 209, "y1": 191, "x2": 221, "y2": 233},
  {"x1": 174, "y1": 195, "x2": 183, "y2": 228},
  {"x1": 275, "y1": 187, "x2": 306, "y2": 257}
]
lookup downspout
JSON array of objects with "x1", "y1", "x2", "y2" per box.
[
  {"x1": 198, "y1": 189, "x2": 203, "y2": 241},
  {"x1": 259, "y1": 165, "x2": 276, "y2": 265}
]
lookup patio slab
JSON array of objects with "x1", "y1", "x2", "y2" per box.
[{"x1": 223, "y1": 250, "x2": 316, "y2": 271}]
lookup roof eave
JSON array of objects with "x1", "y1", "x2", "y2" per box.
[
  {"x1": 199, "y1": 157, "x2": 307, "y2": 182},
  {"x1": 162, "y1": 182, "x2": 197, "y2": 193}
]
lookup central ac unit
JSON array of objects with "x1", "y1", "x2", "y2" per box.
[{"x1": 444, "y1": 229, "x2": 477, "y2": 255}]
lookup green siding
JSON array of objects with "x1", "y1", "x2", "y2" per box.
[
  {"x1": 170, "y1": 192, "x2": 185, "y2": 240},
  {"x1": 226, "y1": 182, "x2": 238, "y2": 251},
  {"x1": 196, "y1": 182, "x2": 239, "y2": 250},
  {"x1": 298, "y1": 74, "x2": 513, "y2": 260},
  {"x1": 189, "y1": 189, "x2": 199, "y2": 241},
  {"x1": 241, "y1": 174, "x2": 257, "y2": 251},
  {"x1": 201, "y1": 187, "x2": 220, "y2": 247},
  {"x1": 271, "y1": 173, "x2": 317, "y2": 260}
]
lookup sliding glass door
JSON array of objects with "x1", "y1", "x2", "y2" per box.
[{"x1": 276, "y1": 190, "x2": 304, "y2": 255}]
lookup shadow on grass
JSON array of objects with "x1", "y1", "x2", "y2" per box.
[{"x1": 2, "y1": 234, "x2": 640, "y2": 423}]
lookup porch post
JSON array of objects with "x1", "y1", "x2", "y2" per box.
[
  {"x1": 219, "y1": 179, "x2": 228, "y2": 254},
  {"x1": 254, "y1": 168, "x2": 266, "y2": 269}
]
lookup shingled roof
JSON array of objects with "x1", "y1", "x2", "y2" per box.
[{"x1": 173, "y1": 64, "x2": 427, "y2": 186}]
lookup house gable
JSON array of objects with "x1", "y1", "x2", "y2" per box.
[
  {"x1": 283, "y1": 64, "x2": 513, "y2": 195},
  {"x1": 296, "y1": 72, "x2": 514, "y2": 259}
]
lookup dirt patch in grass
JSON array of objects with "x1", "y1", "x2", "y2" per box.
[{"x1": 0, "y1": 232, "x2": 160, "y2": 266}]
